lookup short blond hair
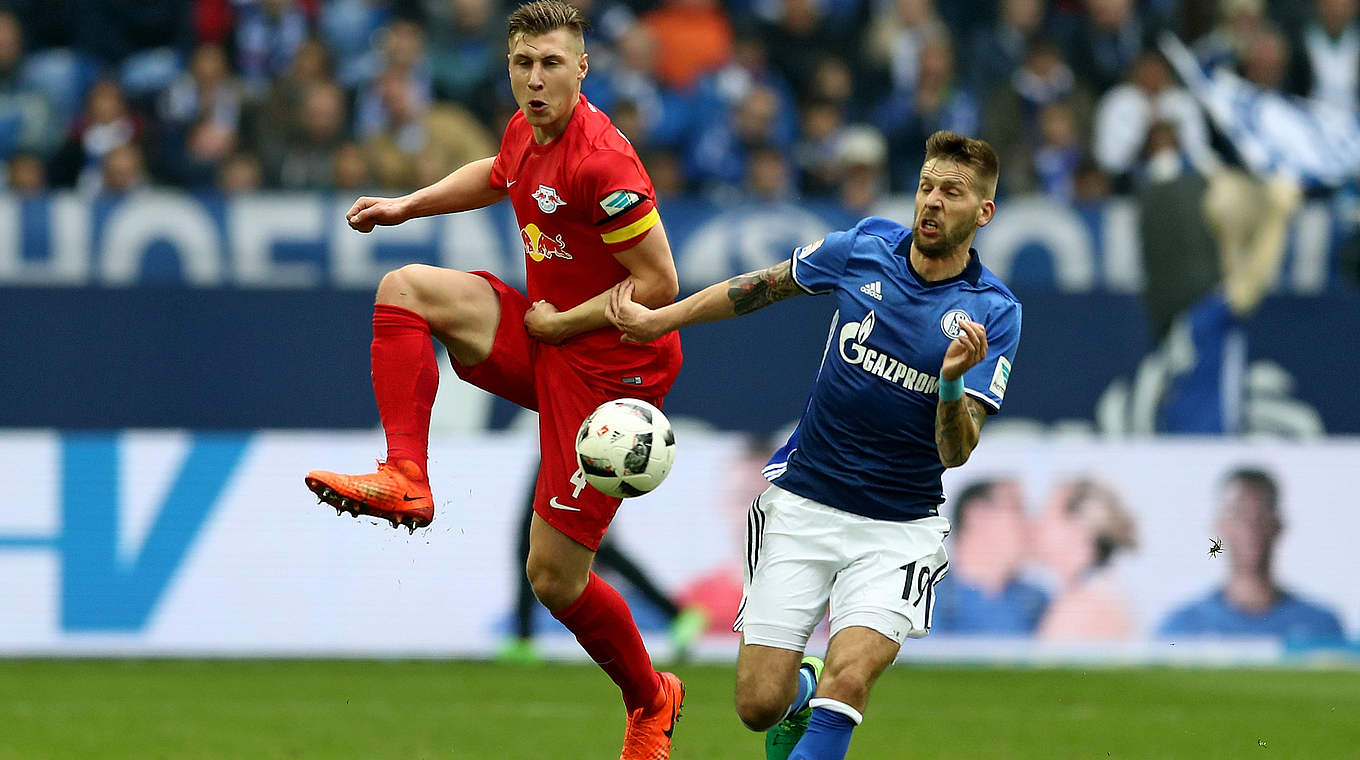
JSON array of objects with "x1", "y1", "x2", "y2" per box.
[{"x1": 506, "y1": 1, "x2": 590, "y2": 51}]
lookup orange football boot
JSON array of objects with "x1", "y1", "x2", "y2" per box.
[
  {"x1": 305, "y1": 459, "x2": 433, "y2": 532},
  {"x1": 619, "y1": 671, "x2": 685, "y2": 760}
]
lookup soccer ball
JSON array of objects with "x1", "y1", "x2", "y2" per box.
[{"x1": 574, "y1": 398, "x2": 676, "y2": 498}]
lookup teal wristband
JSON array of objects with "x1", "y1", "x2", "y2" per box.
[{"x1": 939, "y1": 376, "x2": 964, "y2": 402}]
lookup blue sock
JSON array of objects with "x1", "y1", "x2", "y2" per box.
[
  {"x1": 782, "y1": 663, "x2": 817, "y2": 720},
  {"x1": 788, "y1": 703, "x2": 858, "y2": 760}
]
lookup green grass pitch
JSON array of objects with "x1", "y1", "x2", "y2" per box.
[{"x1": 1, "y1": 660, "x2": 1355, "y2": 759}]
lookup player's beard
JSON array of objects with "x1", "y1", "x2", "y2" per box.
[{"x1": 913, "y1": 216, "x2": 973, "y2": 258}]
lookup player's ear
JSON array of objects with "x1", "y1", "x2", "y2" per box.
[
  {"x1": 578, "y1": 52, "x2": 589, "y2": 81},
  {"x1": 976, "y1": 198, "x2": 995, "y2": 228}
]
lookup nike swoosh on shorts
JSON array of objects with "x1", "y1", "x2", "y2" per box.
[{"x1": 549, "y1": 497, "x2": 581, "y2": 512}]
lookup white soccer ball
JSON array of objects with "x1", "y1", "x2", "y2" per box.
[{"x1": 574, "y1": 398, "x2": 676, "y2": 498}]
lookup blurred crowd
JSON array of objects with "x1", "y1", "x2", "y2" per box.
[{"x1": 0, "y1": 0, "x2": 1354, "y2": 209}]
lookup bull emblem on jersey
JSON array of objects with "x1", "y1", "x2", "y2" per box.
[{"x1": 521, "y1": 223, "x2": 573, "y2": 262}]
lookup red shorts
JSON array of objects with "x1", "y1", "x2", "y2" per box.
[{"x1": 451, "y1": 272, "x2": 679, "y2": 550}]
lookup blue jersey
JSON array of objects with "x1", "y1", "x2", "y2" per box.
[
  {"x1": 1157, "y1": 589, "x2": 1346, "y2": 644},
  {"x1": 763, "y1": 217, "x2": 1022, "y2": 521}
]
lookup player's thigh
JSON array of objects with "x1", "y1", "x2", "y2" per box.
[
  {"x1": 818, "y1": 625, "x2": 902, "y2": 709},
  {"x1": 378, "y1": 264, "x2": 501, "y2": 366},
  {"x1": 447, "y1": 273, "x2": 537, "y2": 409},
  {"x1": 529, "y1": 355, "x2": 627, "y2": 551},
  {"x1": 827, "y1": 517, "x2": 950, "y2": 644},
  {"x1": 737, "y1": 486, "x2": 840, "y2": 652}
]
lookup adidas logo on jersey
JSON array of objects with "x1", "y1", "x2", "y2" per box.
[{"x1": 860, "y1": 281, "x2": 883, "y2": 300}]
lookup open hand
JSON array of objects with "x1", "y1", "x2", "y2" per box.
[
  {"x1": 940, "y1": 318, "x2": 988, "y2": 381},
  {"x1": 346, "y1": 196, "x2": 411, "y2": 233},
  {"x1": 606, "y1": 280, "x2": 667, "y2": 344}
]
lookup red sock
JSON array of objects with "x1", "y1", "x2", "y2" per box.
[
  {"x1": 371, "y1": 304, "x2": 438, "y2": 478},
  {"x1": 552, "y1": 572, "x2": 664, "y2": 713}
]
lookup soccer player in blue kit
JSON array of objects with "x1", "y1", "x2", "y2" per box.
[{"x1": 607, "y1": 131, "x2": 1021, "y2": 760}]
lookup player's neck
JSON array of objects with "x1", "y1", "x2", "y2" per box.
[
  {"x1": 531, "y1": 95, "x2": 579, "y2": 145},
  {"x1": 909, "y1": 243, "x2": 971, "y2": 282}
]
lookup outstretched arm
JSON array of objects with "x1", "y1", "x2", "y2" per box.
[
  {"x1": 606, "y1": 258, "x2": 804, "y2": 343},
  {"x1": 346, "y1": 156, "x2": 507, "y2": 232},
  {"x1": 935, "y1": 319, "x2": 990, "y2": 467}
]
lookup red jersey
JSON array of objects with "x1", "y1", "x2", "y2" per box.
[{"x1": 489, "y1": 94, "x2": 681, "y2": 384}]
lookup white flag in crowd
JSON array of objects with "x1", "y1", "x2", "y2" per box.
[{"x1": 1159, "y1": 31, "x2": 1360, "y2": 189}]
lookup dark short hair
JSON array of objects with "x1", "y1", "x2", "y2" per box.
[
  {"x1": 923, "y1": 130, "x2": 1000, "y2": 199},
  {"x1": 1223, "y1": 467, "x2": 1279, "y2": 515},
  {"x1": 506, "y1": 1, "x2": 590, "y2": 49}
]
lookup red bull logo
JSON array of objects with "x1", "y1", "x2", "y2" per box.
[{"x1": 521, "y1": 223, "x2": 573, "y2": 262}]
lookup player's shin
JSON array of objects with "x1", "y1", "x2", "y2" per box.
[
  {"x1": 371, "y1": 304, "x2": 438, "y2": 478},
  {"x1": 788, "y1": 699, "x2": 862, "y2": 760},
  {"x1": 551, "y1": 572, "x2": 664, "y2": 713}
]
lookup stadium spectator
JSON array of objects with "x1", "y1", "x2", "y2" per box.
[
  {"x1": 1032, "y1": 100, "x2": 1083, "y2": 199},
  {"x1": 3, "y1": 150, "x2": 46, "y2": 195},
  {"x1": 0, "y1": 10, "x2": 59, "y2": 160},
  {"x1": 235, "y1": 0, "x2": 311, "y2": 96},
  {"x1": 1158, "y1": 469, "x2": 1346, "y2": 644},
  {"x1": 361, "y1": 67, "x2": 494, "y2": 190},
  {"x1": 216, "y1": 150, "x2": 263, "y2": 194},
  {"x1": 354, "y1": 19, "x2": 434, "y2": 141},
  {"x1": 1033, "y1": 479, "x2": 1138, "y2": 641},
  {"x1": 863, "y1": 0, "x2": 947, "y2": 100},
  {"x1": 932, "y1": 479, "x2": 1050, "y2": 635},
  {"x1": 1285, "y1": 0, "x2": 1360, "y2": 112},
  {"x1": 760, "y1": 0, "x2": 859, "y2": 102},
  {"x1": 248, "y1": 37, "x2": 333, "y2": 179},
  {"x1": 331, "y1": 141, "x2": 372, "y2": 191},
  {"x1": 1193, "y1": 0, "x2": 1270, "y2": 72},
  {"x1": 980, "y1": 38, "x2": 1091, "y2": 197},
  {"x1": 1091, "y1": 50, "x2": 1213, "y2": 192},
  {"x1": 581, "y1": 20, "x2": 691, "y2": 151},
  {"x1": 318, "y1": 0, "x2": 395, "y2": 90},
  {"x1": 966, "y1": 0, "x2": 1046, "y2": 96},
  {"x1": 875, "y1": 31, "x2": 981, "y2": 191},
  {"x1": 685, "y1": 83, "x2": 787, "y2": 198},
  {"x1": 158, "y1": 43, "x2": 243, "y2": 187},
  {"x1": 267, "y1": 81, "x2": 349, "y2": 190},
  {"x1": 744, "y1": 144, "x2": 794, "y2": 202},
  {"x1": 1060, "y1": 0, "x2": 1146, "y2": 95},
  {"x1": 688, "y1": 26, "x2": 798, "y2": 153},
  {"x1": 833, "y1": 125, "x2": 890, "y2": 214},
  {"x1": 49, "y1": 78, "x2": 147, "y2": 192},
  {"x1": 426, "y1": 0, "x2": 506, "y2": 125},
  {"x1": 100, "y1": 143, "x2": 149, "y2": 195},
  {"x1": 640, "y1": 0, "x2": 733, "y2": 91},
  {"x1": 796, "y1": 98, "x2": 850, "y2": 196}
]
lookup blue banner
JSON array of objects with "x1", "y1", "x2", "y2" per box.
[{"x1": 0, "y1": 191, "x2": 1352, "y2": 294}]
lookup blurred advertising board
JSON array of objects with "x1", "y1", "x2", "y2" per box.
[{"x1": 1, "y1": 430, "x2": 1356, "y2": 663}]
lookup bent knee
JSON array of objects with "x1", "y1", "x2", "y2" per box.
[
  {"x1": 525, "y1": 557, "x2": 587, "y2": 612},
  {"x1": 734, "y1": 690, "x2": 788, "y2": 732},
  {"x1": 816, "y1": 671, "x2": 869, "y2": 708},
  {"x1": 375, "y1": 263, "x2": 437, "y2": 305}
]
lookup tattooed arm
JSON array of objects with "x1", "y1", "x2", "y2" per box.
[
  {"x1": 606, "y1": 259, "x2": 804, "y2": 343},
  {"x1": 936, "y1": 396, "x2": 989, "y2": 467},
  {"x1": 935, "y1": 317, "x2": 991, "y2": 467}
]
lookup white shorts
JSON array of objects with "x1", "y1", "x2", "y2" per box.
[{"x1": 735, "y1": 484, "x2": 951, "y2": 651}]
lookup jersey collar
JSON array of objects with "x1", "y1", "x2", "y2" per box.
[{"x1": 898, "y1": 232, "x2": 983, "y2": 287}]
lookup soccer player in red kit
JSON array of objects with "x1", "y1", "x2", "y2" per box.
[{"x1": 303, "y1": 2, "x2": 684, "y2": 756}]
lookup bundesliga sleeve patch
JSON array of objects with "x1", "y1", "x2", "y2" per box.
[
  {"x1": 990, "y1": 356, "x2": 1011, "y2": 399},
  {"x1": 599, "y1": 189, "x2": 644, "y2": 217}
]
